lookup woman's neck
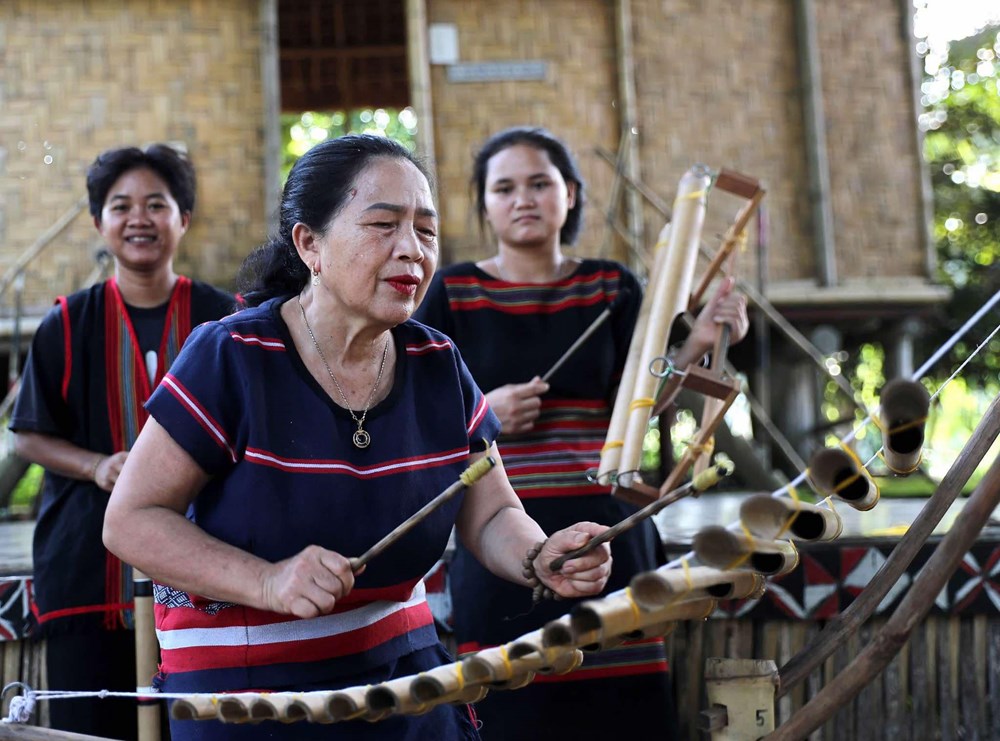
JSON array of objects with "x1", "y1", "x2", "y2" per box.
[
  {"x1": 493, "y1": 245, "x2": 574, "y2": 284},
  {"x1": 114, "y1": 267, "x2": 178, "y2": 307}
]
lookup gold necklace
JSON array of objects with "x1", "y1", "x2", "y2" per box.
[{"x1": 297, "y1": 296, "x2": 389, "y2": 450}]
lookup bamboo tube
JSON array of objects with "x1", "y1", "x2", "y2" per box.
[
  {"x1": 617, "y1": 166, "x2": 711, "y2": 488},
  {"x1": 216, "y1": 693, "x2": 256, "y2": 723},
  {"x1": 328, "y1": 686, "x2": 379, "y2": 722},
  {"x1": 739, "y1": 494, "x2": 843, "y2": 542},
  {"x1": 879, "y1": 378, "x2": 930, "y2": 474},
  {"x1": 807, "y1": 447, "x2": 880, "y2": 510},
  {"x1": 488, "y1": 671, "x2": 536, "y2": 691},
  {"x1": 620, "y1": 599, "x2": 718, "y2": 642},
  {"x1": 630, "y1": 566, "x2": 765, "y2": 611},
  {"x1": 570, "y1": 594, "x2": 717, "y2": 648},
  {"x1": 288, "y1": 693, "x2": 338, "y2": 723},
  {"x1": 132, "y1": 569, "x2": 161, "y2": 741},
  {"x1": 597, "y1": 222, "x2": 669, "y2": 484},
  {"x1": 244, "y1": 694, "x2": 307, "y2": 724},
  {"x1": 507, "y1": 628, "x2": 581, "y2": 672},
  {"x1": 407, "y1": 662, "x2": 484, "y2": 705},
  {"x1": 366, "y1": 676, "x2": 433, "y2": 717},
  {"x1": 693, "y1": 525, "x2": 799, "y2": 576},
  {"x1": 170, "y1": 694, "x2": 220, "y2": 721}
]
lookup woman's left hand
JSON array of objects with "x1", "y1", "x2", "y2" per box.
[{"x1": 534, "y1": 522, "x2": 612, "y2": 599}]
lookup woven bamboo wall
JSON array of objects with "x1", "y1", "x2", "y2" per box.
[
  {"x1": 426, "y1": 0, "x2": 621, "y2": 264},
  {"x1": 427, "y1": 0, "x2": 932, "y2": 292},
  {"x1": 0, "y1": 0, "x2": 266, "y2": 313}
]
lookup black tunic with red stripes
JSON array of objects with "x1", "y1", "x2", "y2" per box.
[{"x1": 414, "y1": 259, "x2": 678, "y2": 739}]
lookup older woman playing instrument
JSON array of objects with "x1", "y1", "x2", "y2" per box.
[
  {"x1": 413, "y1": 126, "x2": 748, "y2": 740},
  {"x1": 10, "y1": 143, "x2": 235, "y2": 740},
  {"x1": 103, "y1": 133, "x2": 611, "y2": 741}
]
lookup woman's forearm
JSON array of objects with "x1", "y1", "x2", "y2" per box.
[
  {"x1": 104, "y1": 502, "x2": 273, "y2": 609},
  {"x1": 14, "y1": 431, "x2": 103, "y2": 482},
  {"x1": 467, "y1": 505, "x2": 548, "y2": 586}
]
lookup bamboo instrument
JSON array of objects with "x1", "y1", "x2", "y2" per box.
[
  {"x1": 549, "y1": 459, "x2": 733, "y2": 571},
  {"x1": 739, "y1": 494, "x2": 843, "y2": 542},
  {"x1": 349, "y1": 455, "x2": 495, "y2": 571},
  {"x1": 407, "y1": 662, "x2": 491, "y2": 705},
  {"x1": 569, "y1": 593, "x2": 717, "y2": 649},
  {"x1": 170, "y1": 694, "x2": 219, "y2": 721},
  {"x1": 133, "y1": 569, "x2": 161, "y2": 741},
  {"x1": 629, "y1": 566, "x2": 765, "y2": 611},
  {"x1": 878, "y1": 378, "x2": 930, "y2": 474},
  {"x1": 366, "y1": 676, "x2": 437, "y2": 717},
  {"x1": 693, "y1": 525, "x2": 799, "y2": 576},
  {"x1": 215, "y1": 693, "x2": 305, "y2": 724},
  {"x1": 617, "y1": 165, "x2": 710, "y2": 489},
  {"x1": 328, "y1": 686, "x2": 380, "y2": 722},
  {"x1": 288, "y1": 693, "x2": 338, "y2": 723},
  {"x1": 597, "y1": 223, "x2": 669, "y2": 485},
  {"x1": 807, "y1": 447, "x2": 879, "y2": 511},
  {"x1": 690, "y1": 171, "x2": 766, "y2": 479}
]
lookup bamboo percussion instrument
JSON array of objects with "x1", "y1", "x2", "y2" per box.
[
  {"x1": 617, "y1": 166, "x2": 710, "y2": 490},
  {"x1": 693, "y1": 525, "x2": 799, "y2": 576},
  {"x1": 739, "y1": 494, "x2": 843, "y2": 542},
  {"x1": 597, "y1": 223, "x2": 669, "y2": 485},
  {"x1": 409, "y1": 663, "x2": 490, "y2": 705},
  {"x1": 807, "y1": 447, "x2": 880, "y2": 511},
  {"x1": 330, "y1": 685, "x2": 386, "y2": 722},
  {"x1": 348, "y1": 454, "x2": 496, "y2": 571},
  {"x1": 366, "y1": 675, "x2": 440, "y2": 717},
  {"x1": 568, "y1": 592, "x2": 717, "y2": 650},
  {"x1": 288, "y1": 694, "x2": 338, "y2": 723},
  {"x1": 541, "y1": 287, "x2": 631, "y2": 383},
  {"x1": 690, "y1": 171, "x2": 766, "y2": 479},
  {"x1": 216, "y1": 692, "x2": 304, "y2": 724},
  {"x1": 171, "y1": 694, "x2": 220, "y2": 721},
  {"x1": 133, "y1": 568, "x2": 161, "y2": 741},
  {"x1": 548, "y1": 458, "x2": 733, "y2": 572},
  {"x1": 629, "y1": 566, "x2": 766, "y2": 611},
  {"x1": 879, "y1": 378, "x2": 931, "y2": 474}
]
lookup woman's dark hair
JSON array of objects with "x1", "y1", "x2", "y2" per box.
[
  {"x1": 472, "y1": 126, "x2": 586, "y2": 246},
  {"x1": 86, "y1": 144, "x2": 196, "y2": 219},
  {"x1": 236, "y1": 134, "x2": 431, "y2": 307}
]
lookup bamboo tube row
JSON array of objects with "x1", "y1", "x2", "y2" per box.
[{"x1": 168, "y1": 564, "x2": 759, "y2": 726}]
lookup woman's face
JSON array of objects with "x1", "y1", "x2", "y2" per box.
[
  {"x1": 96, "y1": 167, "x2": 189, "y2": 275},
  {"x1": 307, "y1": 157, "x2": 438, "y2": 327},
  {"x1": 482, "y1": 143, "x2": 576, "y2": 250}
]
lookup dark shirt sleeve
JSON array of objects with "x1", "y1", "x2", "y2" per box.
[
  {"x1": 412, "y1": 273, "x2": 456, "y2": 337},
  {"x1": 452, "y1": 343, "x2": 502, "y2": 448},
  {"x1": 9, "y1": 304, "x2": 73, "y2": 437},
  {"x1": 145, "y1": 321, "x2": 246, "y2": 474}
]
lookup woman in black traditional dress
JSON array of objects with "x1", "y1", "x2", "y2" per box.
[{"x1": 414, "y1": 126, "x2": 748, "y2": 739}]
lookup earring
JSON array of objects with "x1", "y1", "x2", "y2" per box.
[{"x1": 311, "y1": 266, "x2": 320, "y2": 286}]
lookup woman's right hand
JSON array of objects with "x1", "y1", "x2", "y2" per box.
[
  {"x1": 260, "y1": 545, "x2": 357, "y2": 618},
  {"x1": 94, "y1": 451, "x2": 129, "y2": 493},
  {"x1": 486, "y1": 376, "x2": 550, "y2": 434}
]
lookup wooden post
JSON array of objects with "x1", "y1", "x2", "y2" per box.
[
  {"x1": 132, "y1": 569, "x2": 160, "y2": 741},
  {"x1": 701, "y1": 658, "x2": 779, "y2": 739}
]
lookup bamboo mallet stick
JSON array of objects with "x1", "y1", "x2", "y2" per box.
[
  {"x1": 540, "y1": 288, "x2": 631, "y2": 383},
  {"x1": 349, "y1": 455, "x2": 495, "y2": 571},
  {"x1": 548, "y1": 459, "x2": 733, "y2": 572}
]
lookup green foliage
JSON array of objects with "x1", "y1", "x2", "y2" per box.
[
  {"x1": 10, "y1": 463, "x2": 42, "y2": 509},
  {"x1": 280, "y1": 108, "x2": 419, "y2": 183},
  {"x1": 918, "y1": 26, "x2": 1000, "y2": 389}
]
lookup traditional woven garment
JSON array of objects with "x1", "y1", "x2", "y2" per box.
[{"x1": 414, "y1": 259, "x2": 679, "y2": 739}]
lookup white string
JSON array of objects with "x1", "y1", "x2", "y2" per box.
[{"x1": 664, "y1": 291, "x2": 1000, "y2": 570}]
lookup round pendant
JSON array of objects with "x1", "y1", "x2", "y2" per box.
[{"x1": 352, "y1": 428, "x2": 371, "y2": 449}]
